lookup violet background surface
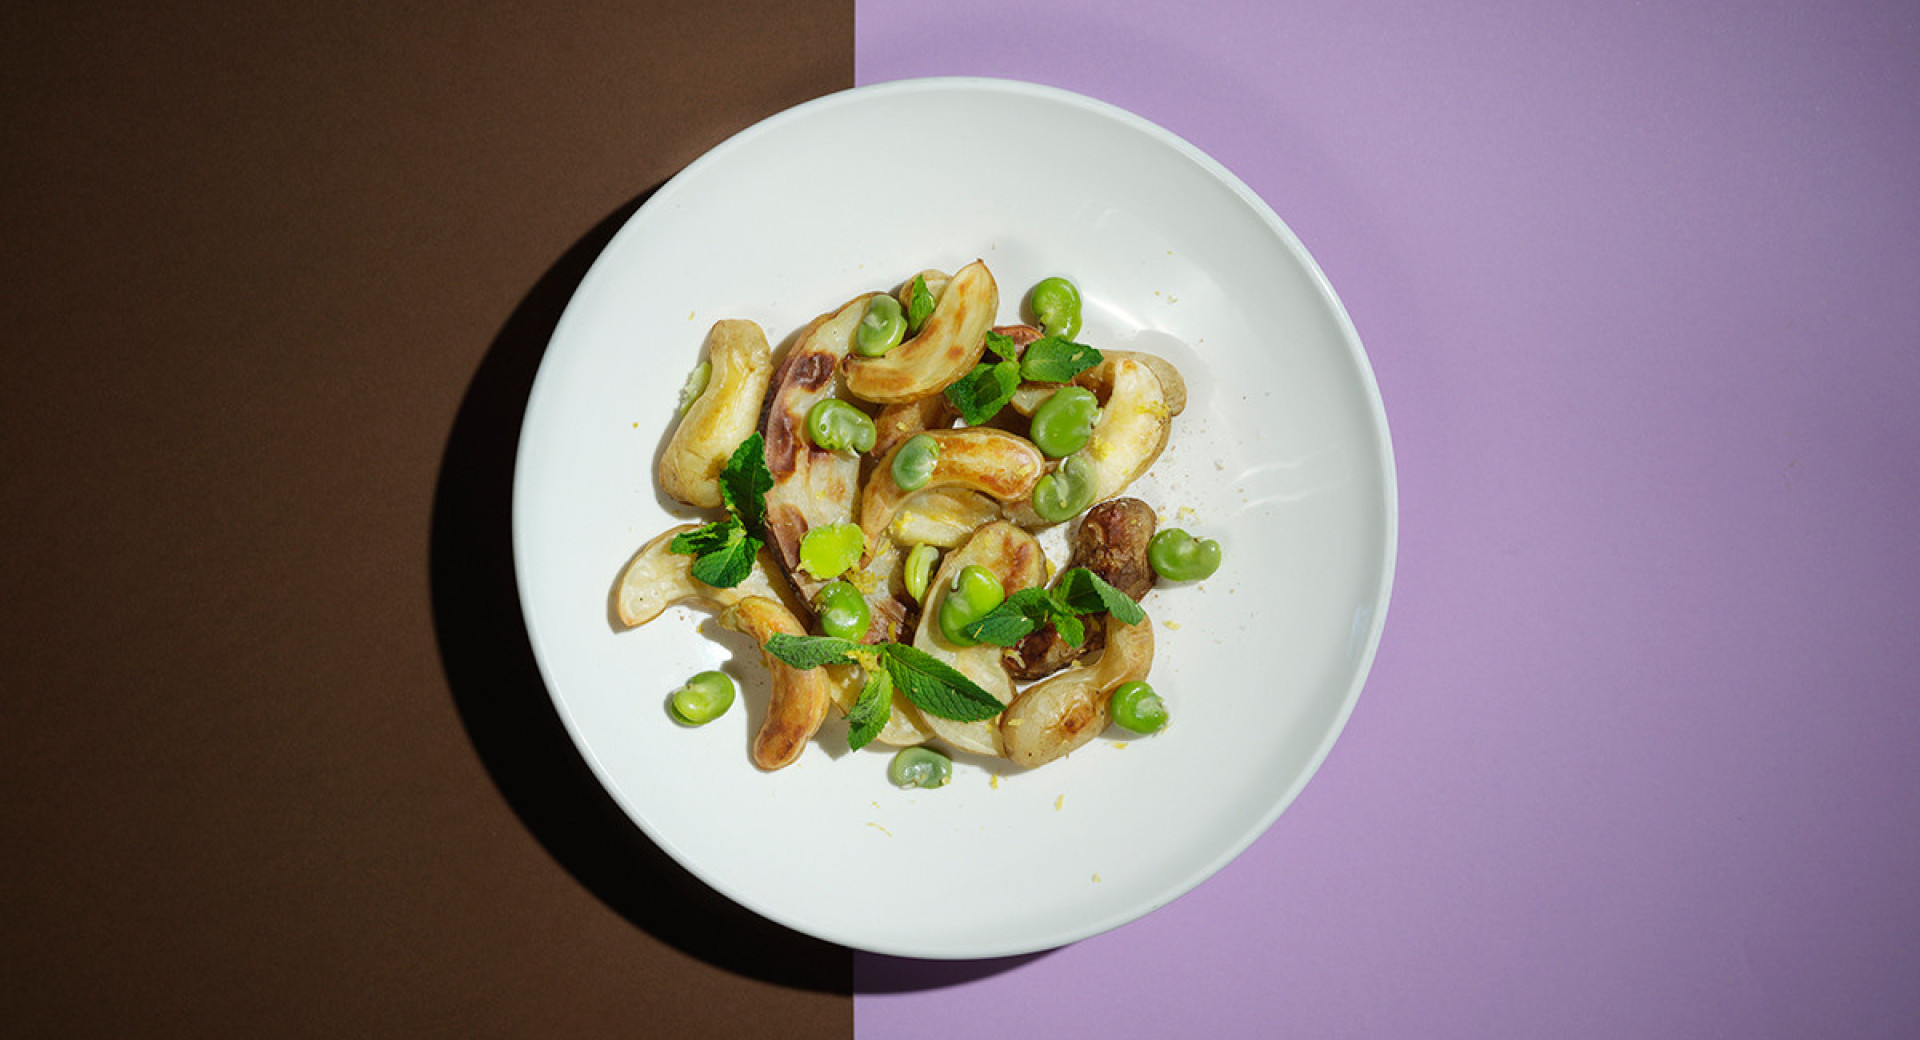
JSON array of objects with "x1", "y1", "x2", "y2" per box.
[{"x1": 852, "y1": 1, "x2": 1920, "y2": 1036}]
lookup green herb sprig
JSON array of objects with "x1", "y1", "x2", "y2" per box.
[
  {"x1": 943, "y1": 333, "x2": 1103, "y2": 426},
  {"x1": 668, "y1": 433, "x2": 773, "y2": 588},
  {"x1": 762, "y1": 635, "x2": 1006, "y2": 750}
]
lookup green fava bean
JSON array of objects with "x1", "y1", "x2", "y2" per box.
[
  {"x1": 938, "y1": 564, "x2": 1005, "y2": 646},
  {"x1": 1029, "y1": 453, "x2": 1096, "y2": 523},
  {"x1": 814, "y1": 580, "x2": 871, "y2": 641},
  {"x1": 1148, "y1": 527, "x2": 1223, "y2": 581},
  {"x1": 855, "y1": 294, "x2": 907, "y2": 357},
  {"x1": 806, "y1": 398, "x2": 877, "y2": 455},
  {"x1": 1028, "y1": 386, "x2": 1099, "y2": 458},
  {"x1": 1029, "y1": 276, "x2": 1083, "y2": 340},
  {"x1": 1109, "y1": 680, "x2": 1167, "y2": 734},
  {"x1": 888, "y1": 745, "x2": 952, "y2": 789},
  {"x1": 677, "y1": 360, "x2": 711, "y2": 415},
  {"x1": 903, "y1": 544, "x2": 939, "y2": 603},
  {"x1": 890, "y1": 433, "x2": 941, "y2": 491},
  {"x1": 670, "y1": 670, "x2": 735, "y2": 725},
  {"x1": 799, "y1": 522, "x2": 864, "y2": 580}
]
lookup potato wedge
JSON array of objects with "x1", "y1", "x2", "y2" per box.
[
  {"x1": 658, "y1": 320, "x2": 774, "y2": 509},
  {"x1": 888, "y1": 488, "x2": 1003, "y2": 549},
  {"x1": 612, "y1": 523, "x2": 796, "y2": 628},
  {"x1": 761, "y1": 293, "x2": 872, "y2": 604},
  {"x1": 871, "y1": 394, "x2": 956, "y2": 459},
  {"x1": 859, "y1": 428, "x2": 1044, "y2": 552},
  {"x1": 1009, "y1": 356, "x2": 1170, "y2": 527},
  {"x1": 718, "y1": 596, "x2": 834, "y2": 770},
  {"x1": 843, "y1": 260, "x2": 998, "y2": 404},
  {"x1": 1001, "y1": 612, "x2": 1155, "y2": 768},
  {"x1": 910, "y1": 521, "x2": 1048, "y2": 757}
]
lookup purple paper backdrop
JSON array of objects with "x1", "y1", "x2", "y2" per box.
[{"x1": 854, "y1": 1, "x2": 1920, "y2": 1037}]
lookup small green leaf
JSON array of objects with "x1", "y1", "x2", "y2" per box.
[
  {"x1": 688, "y1": 532, "x2": 760, "y2": 588},
  {"x1": 907, "y1": 275, "x2": 936, "y2": 334},
  {"x1": 762, "y1": 633, "x2": 862, "y2": 669},
  {"x1": 1019, "y1": 337, "x2": 1103, "y2": 384},
  {"x1": 669, "y1": 518, "x2": 739, "y2": 558},
  {"x1": 1053, "y1": 614, "x2": 1086, "y2": 647},
  {"x1": 943, "y1": 359, "x2": 1022, "y2": 426},
  {"x1": 961, "y1": 587, "x2": 1058, "y2": 647},
  {"x1": 982, "y1": 329, "x2": 1020, "y2": 362},
  {"x1": 846, "y1": 667, "x2": 893, "y2": 751},
  {"x1": 880, "y1": 643, "x2": 1004, "y2": 722},
  {"x1": 1054, "y1": 567, "x2": 1146, "y2": 625},
  {"x1": 719, "y1": 433, "x2": 773, "y2": 537}
]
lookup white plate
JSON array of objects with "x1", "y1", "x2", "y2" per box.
[{"x1": 513, "y1": 77, "x2": 1396, "y2": 959}]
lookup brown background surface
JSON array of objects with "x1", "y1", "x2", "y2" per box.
[{"x1": 2, "y1": 1, "x2": 855, "y2": 1035}]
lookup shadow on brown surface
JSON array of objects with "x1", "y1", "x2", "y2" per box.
[{"x1": 429, "y1": 187, "x2": 852, "y2": 994}]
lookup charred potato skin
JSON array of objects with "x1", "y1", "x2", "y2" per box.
[{"x1": 1004, "y1": 497, "x2": 1158, "y2": 681}]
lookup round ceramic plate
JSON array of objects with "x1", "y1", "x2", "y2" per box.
[{"x1": 513, "y1": 77, "x2": 1396, "y2": 959}]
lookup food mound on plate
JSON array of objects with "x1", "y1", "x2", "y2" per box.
[{"x1": 613, "y1": 262, "x2": 1222, "y2": 779}]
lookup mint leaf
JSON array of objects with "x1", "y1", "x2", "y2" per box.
[
  {"x1": 982, "y1": 329, "x2": 1020, "y2": 362},
  {"x1": 688, "y1": 530, "x2": 760, "y2": 588},
  {"x1": 1053, "y1": 613, "x2": 1087, "y2": 647},
  {"x1": 846, "y1": 667, "x2": 893, "y2": 751},
  {"x1": 880, "y1": 643, "x2": 1004, "y2": 722},
  {"x1": 907, "y1": 275, "x2": 936, "y2": 334},
  {"x1": 719, "y1": 432, "x2": 773, "y2": 538},
  {"x1": 943, "y1": 359, "x2": 1021, "y2": 426},
  {"x1": 669, "y1": 518, "x2": 739, "y2": 558},
  {"x1": 763, "y1": 633, "x2": 862, "y2": 669},
  {"x1": 1054, "y1": 567, "x2": 1146, "y2": 625},
  {"x1": 1019, "y1": 337, "x2": 1102, "y2": 384},
  {"x1": 962, "y1": 587, "x2": 1059, "y2": 647}
]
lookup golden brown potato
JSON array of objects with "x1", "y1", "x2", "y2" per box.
[
  {"x1": 871, "y1": 394, "x2": 957, "y2": 459},
  {"x1": 1000, "y1": 612, "x2": 1155, "y2": 768},
  {"x1": 858, "y1": 428, "x2": 1044, "y2": 552},
  {"x1": 612, "y1": 523, "x2": 797, "y2": 628},
  {"x1": 761, "y1": 293, "x2": 872, "y2": 606},
  {"x1": 910, "y1": 521, "x2": 1049, "y2": 757},
  {"x1": 718, "y1": 596, "x2": 835, "y2": 771},
  {"x1": 888, "y1": 488, "x2": 1004, "y2": 549},
  {"x1": 658, "y1": 320, "x2": 774, "y2": 508},
  {"x1": 1004, "y1": 498, "x2": 1157, "y2": 680},
  {"x1": 843, "y1": 260, "x2": 998, "y2": 404}
]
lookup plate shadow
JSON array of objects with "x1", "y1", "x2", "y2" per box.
[{"x1": 428, "y1": 186, "x2": 851, "y2": 994}]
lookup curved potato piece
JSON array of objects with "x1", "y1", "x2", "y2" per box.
[
  {"x1": 1078, "y1": 356, "x2": 1172, "y2": 503},
  {"x1": 1096, "y1": 350, "x2": 1186, "y2": 417},
  {"x1": 871, "y1": 394, "x2": 956, "y2": 459},
  {"x1": 1008, "y1": 348, "x2": 1185, "y2": 419},
  {"x1": 821, "y1": 662, "x2": 939, "y2": 747},
  {"x1": 612, "y1": 524, "x2": 794, "y2": 627},
  {"x1": 911, "y1": 522, "x2": 1049, "y2": 757},
  {"x1": 1011, "y1": 356, "x2": 1170, "y2": 527},
  {"x1": 1004, "y1": 498, "x2": 1156, "y2": 681},
  {"x1": 658, "y1": 320, "x2": 774, "y2": 508},
  {"x1": 896, "y1": 269, "x2": 950, "y2": 307},
  {"x1": 889, "y1": 488, "x2": 1003, "y2": 549},
  {"x1": 761, "y1": 294, "x2": 873, "y2": 606},
  {"x1": 718, "y1": 596, "x2": 835, "y2": 771},
  {"x1": 859, "y1": 428, "x2": 1043, "y2": 552},
  {"x1": 1000, "y1": 612, "x2": 1155, "y2": 768},
  {"x1": 844, "y1": 260, "x2": 998, "y2": 404}
]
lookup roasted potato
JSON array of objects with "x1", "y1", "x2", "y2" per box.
[
  {"x1": 909, "y1": 521, "x2": 1048, "y2": 757},
  {"x1": 843, "y1": 261, "x2": 998, "y2": 404},
  {"x1": 1001, "y1": 612, "x2": 1155, "y2": 768},
  {"x1": 658, "y1": 320, "x2": 774, "y2": 508}
]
